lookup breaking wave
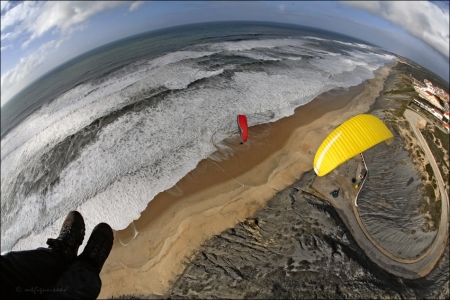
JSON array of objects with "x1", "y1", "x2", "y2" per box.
[{"x1": 1, "y1": 28, "x2": 395, "y2": 252}]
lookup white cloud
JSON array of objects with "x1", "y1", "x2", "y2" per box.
[
  {"x1": 0, "y1": 0, "x2": 19, "y2": 14},
  {"x1": 24, "y1": 2, "x2": 130, "y2": 48},
  {"x1": 1, "y1": 39, "x2": 57, "y2": 98},
  {"x1": 129, "y1": 1, "x2": 146, "y2": 12},
  {"x1": 1, "y1": 1, "x2": 40, "y2": 32},
  {"x1": 1, "y1": 31, "x2": 13, "y2": 41},
  {"x1": 1, "y1": 44, "x2": 12, "y2": 51},
  {"x1": 1, "y1": 32, "x2": 73, "y2": 105},
  {"x1": 1, "y1": 1, "x2": 135, "y2": 104},
  {"x1": 1, "y1": 1, "x2": 10, "y2": 12},
  {"x1": 343, "y1": 1, "x2": 449, "y2": 58},
  {"x1": 1, "y1": 1, "x2": 131, "y2": 49}
]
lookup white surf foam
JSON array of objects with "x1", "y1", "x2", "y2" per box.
[{"x1": 1, "y1": 37, "x2": 396, "y2": 253}]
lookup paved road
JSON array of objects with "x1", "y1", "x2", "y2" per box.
[
  {"x1": 310, "y1": 109, "x2": 449, "y2": 278},
  {"x1": 404, "y1": 109, "x2": 449, "y2": 206},
  {"x1": 402, "y1": 109, "x2": 449, "y2": 275}
]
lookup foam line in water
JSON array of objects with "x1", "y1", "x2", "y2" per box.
[{"x1": 1, "y1": 36, "x2": 396, "y2": 252}]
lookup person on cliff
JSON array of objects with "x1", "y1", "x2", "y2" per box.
[{"x1": 1, "y1": 211, "x2": 114, "y2": 299}]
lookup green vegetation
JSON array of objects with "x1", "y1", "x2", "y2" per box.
[
  {"x1": 434, "y1": 126, "x2": 449, "y2": 151},
  {"x1": 386, "y1": 112, "x2": 442, "y2": 232},
  {"x1": 420, "y1": 127, "x2": 449, "y2": 187},
  {"x1": 384, "y1": 86, "x2": 415, "y2": 94},
  {"x1": 392, "y1": 100, "x2": 411, "y2": 117},
  {"x1": 430, "y1": 200, "x2": 442, "y2": 231},
  {"x1": 395, "y1": 61, "x2": 449, "y2": 91},
  {"x1": 425, "y1": 163, "x2": 433, "y2": 179},
  {"x1": 420, "y1": 183, "x2": 441, "y2": 231}
]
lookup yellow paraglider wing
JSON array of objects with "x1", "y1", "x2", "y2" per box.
[{"x1": 313, "y1": 114, "x2": 393, "y2": 177}]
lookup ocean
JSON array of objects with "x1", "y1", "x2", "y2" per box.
[{"x1": 0, "y1": 21, "x2": 395, "y2": 252}]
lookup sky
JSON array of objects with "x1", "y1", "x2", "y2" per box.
[{"x1": 1, "y1": 1, "x2": 449, "y2": 107}]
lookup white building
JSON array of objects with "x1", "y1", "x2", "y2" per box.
[
  {"x1": 430, "y1": 108, "x2": 443, "y2": 120},
  {"x1": 444, "y1": 111, "x2": 450, "y2": 122}
]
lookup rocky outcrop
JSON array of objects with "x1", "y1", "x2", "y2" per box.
[
  {"x1": 157, "y1": 62, "x2": 449, "y2": 300},
  {"x1": 162, "y1": 171, "x2": 448, "y2": 299}
]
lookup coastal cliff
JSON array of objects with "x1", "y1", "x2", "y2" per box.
[
  {"x1": 163, "y1": 61, "x2": 449, "y2": 299},
  {"x1": 109, "y1": 61, "x2": 449, "y2": 300}
]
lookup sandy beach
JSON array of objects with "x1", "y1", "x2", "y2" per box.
[{"x1": 98, "y1": 65, "x2": 392, "y2": 298}]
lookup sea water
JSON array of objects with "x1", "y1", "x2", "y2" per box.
[{"x1": 0, "y1": 21, "x2": 395, "y2": 252}]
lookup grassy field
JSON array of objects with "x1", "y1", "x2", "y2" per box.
[
  {"x1": 384, "y1": 86, "x2": 415, "y2": 95},
  {"x1": 392, "y1": 100, "x2": 411, "y2": 117}
]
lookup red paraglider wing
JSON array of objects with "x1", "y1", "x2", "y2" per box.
[{"x1": 237, "y1": 114, "x2": 248, "y2": 142}]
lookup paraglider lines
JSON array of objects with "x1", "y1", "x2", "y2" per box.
[{"x1": 354, "y1": 153, "x2": 368, "y2": 207}]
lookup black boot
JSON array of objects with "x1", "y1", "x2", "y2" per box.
[
  {"x1": 79, "y1": 223, "x2": 114, "y2": 273},
  {"x1": 47, "y1": 211, "x2": 85, "y2": 263}
]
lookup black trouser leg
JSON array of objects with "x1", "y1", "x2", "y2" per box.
[
  {"x1": 48, "y1": 257, "x2": 102, "y2": 299},
  {"x1": 1, "y1": 248, "x2": 67, "y2": 300}
]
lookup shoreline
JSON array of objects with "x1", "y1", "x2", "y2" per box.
[
  {"x1": 99, "y1": 66, "x2": 392, "y2": 298},
  {"x1": 116, "y1": 83, "x2": 365, "y2": 243}
]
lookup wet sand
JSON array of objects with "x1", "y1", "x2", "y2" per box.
[{"x1": 99, "y1": 66, "x2": 392, "y2": 298}]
